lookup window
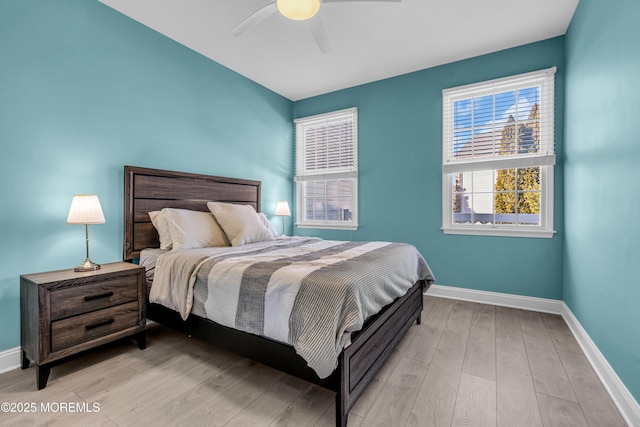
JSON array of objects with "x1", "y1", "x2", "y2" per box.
[
  {"x1": 442, "y1": 68, "x2": 556, "y2": 238},
  {"x1": 295, "y1": 107, "x2": 358, "y2": 230}
]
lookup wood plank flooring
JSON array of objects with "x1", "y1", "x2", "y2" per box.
[{"x1": 0, "y1": 296, "x2": 627, "y2": 426}]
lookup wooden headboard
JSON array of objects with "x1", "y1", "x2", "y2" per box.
[{"x1": 124, "y1": 165, "x2": 261, "y2": 260}]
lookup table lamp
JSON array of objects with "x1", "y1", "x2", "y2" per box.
[
  {"x1": 66, "y1": 194, "x2": 106, "y2": 272},
  {"x1": 275, "y1": 200, "x2": 291, "y2": 236}
]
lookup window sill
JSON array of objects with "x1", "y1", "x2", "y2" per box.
[
  {"x1": 296, "y1": 222, "x2": 358, "y2": 231},
  {"x1": 442, "y1": 226, "x2": 556, "y2": 238}
]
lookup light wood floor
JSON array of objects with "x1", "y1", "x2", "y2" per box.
[{"x1": 0, "y1": 296, "x2": 627, "y2": 426}]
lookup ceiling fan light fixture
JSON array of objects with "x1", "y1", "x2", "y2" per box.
[{"x1": 276, "y1": 0, "x2": 320, "y2": 21}]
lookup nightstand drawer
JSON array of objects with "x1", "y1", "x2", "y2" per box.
[
  {"x1": 51, "y1": 301, "x2": 139, "y2": 352},
  {"x1": 50, "y1": 275, "x2": 139, "y2": 320}
]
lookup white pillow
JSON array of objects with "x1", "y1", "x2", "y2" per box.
[
  {"x1": 207, "y1": 202, "x2": 275, "y2": 246},
  {"x1": 258, "y1": 212, "x2": 279, "y2": 238},
  {"x1": 148, "y1": 210, "x2": 172, "y2": 250},
  {"x1": 162, "y1": 208, "x2": 230, "y2": 250}
]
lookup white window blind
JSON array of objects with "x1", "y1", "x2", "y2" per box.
[
  {"x1": 295, "y1": 108, "x2": 358, "y2": 181},
  {"x1": 443, "y1": 67, "x2": 556, "y2": 174},
  {"x1": 295, "y1": 108, "x2": 358, "y2": 230}
]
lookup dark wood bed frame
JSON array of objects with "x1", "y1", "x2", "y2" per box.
[{"x1": 123, "y1": 165, "x2": 429, "y2": 426}]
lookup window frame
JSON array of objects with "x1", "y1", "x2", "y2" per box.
[
  {"x1": 295, "y1": 107, "x2": 359, "y2": 230},
  {"x1": 441, "y1": 68, "x2": 556, "y2": 238}
]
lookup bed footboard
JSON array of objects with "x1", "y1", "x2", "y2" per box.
[{"x1": 336, "y1": 279, "x2": 427, "y2": 427}]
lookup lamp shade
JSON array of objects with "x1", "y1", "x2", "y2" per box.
[
  {"x1": 276, "y1": 0, "x2": 320, "y2": 20},
  {"x1": 275, "y1": 200, "x2": 291, "y2": 216},
  {"x1": 66, "y1": 194, "x2": 106, "y2": 224}
]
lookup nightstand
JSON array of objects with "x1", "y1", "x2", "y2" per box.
[{"x1": 20, "y1": 262, "x2": 146, "y2": 390}]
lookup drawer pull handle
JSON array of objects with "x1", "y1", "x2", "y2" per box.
[
  {"x1": 85, "y1": 318, "x2": 115, "y2": 330},
  {"x1": 84, "y1": 292, "x2": 114, "y2": 302}
]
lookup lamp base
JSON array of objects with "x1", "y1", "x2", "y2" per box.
[{"x1": 74, "y1": 258, "x2": 101, "y2": 272}]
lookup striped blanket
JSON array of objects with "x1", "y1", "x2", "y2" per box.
[{"x1": 149, "y1": 237, "x2": 434, "y2": 378}]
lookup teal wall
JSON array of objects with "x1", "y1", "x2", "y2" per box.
[
  {"x1": 294, "y1": 37, "x2": 565, "y2": 301},
  {"x1": 564, "y1": 0, "x2": 640, "y2": 402},
  {"x1": 0, "y1": 0, "x2": 293, "y2": 351}
]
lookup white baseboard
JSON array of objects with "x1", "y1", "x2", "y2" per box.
[
  {"x1": 427, "y1": 284, "x2": 640, "y2": 427},
  {"x1": 427, "y1": 284, "x2": 565, "y2": 314},
  {"x1": 0, "y1": 346, "x2": 21, "y2": 375},
  {"x1": 561, "y1": 303, "x2": 640, "y2": 427}
]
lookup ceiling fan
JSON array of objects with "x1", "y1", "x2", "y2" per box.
[{"x1": 229, "y1": 0, "x2": 401, "y2": 54}]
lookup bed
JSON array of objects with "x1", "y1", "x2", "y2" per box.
[{"x1": 123, "y1": 165, "x2": 434, "y2": 426}]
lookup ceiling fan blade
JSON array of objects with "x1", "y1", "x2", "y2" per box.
[
  {"x1": 309, "y1": 18, "x2": 331, "y2": 54},
  {"x1": 229, "y1": 3, "x2": 278, "y2": 37},
  {"x1": 322, "y1": 0, "x2": 401, "y2": 3}
]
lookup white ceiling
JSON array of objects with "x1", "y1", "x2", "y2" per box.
[{"x1": 98, "y1": 0, "x2": 579, "y2": 101}]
